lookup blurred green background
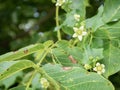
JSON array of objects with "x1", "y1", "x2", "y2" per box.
[
  {"x1": 0, "y1": 0, "x2": 103, "y2": 54},
  {"x1": 0, "y1": 0, "x2": 57, "y2": 54}
]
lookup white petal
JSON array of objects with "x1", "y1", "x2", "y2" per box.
[
  {"x1": 97, "y1": 71, "x2": 102, "y2": 74},
  {"x1": 96, "y1": 63, "x2": 100, "y2": 66},
  {"x1": 82, "y1": 31, "x2": 87, "y2": 36},
  {"x1": 78, "y1": 35, "x2": 82, "y2": 41},
  {"x1": 93, "y1": 67, "x2": 97, "y2": 71},
  {"x1": 101, "y1": 64, "x2": 105, "y2": 68},
  {"x1": 73, "y1": 33, "x2": 77, "y2": 37},
  {"x1": 56, "y1": 0, "x2": 65, "y2": 6},
  {"x1": 73, "y1": 27, "x2": 78, "y2": 32},
  {"x1": 79, "y1": 26, "x2": 84, "y2": 31},
  {"x1": 102, "y1": 69, "x2": 105, "y2": 73},
  {"x1": 56, "y1": 3, "x2": 60, "y2": 6},
  {"x1": 63, "y1": 0, "x2": 66, "y2": 3}
]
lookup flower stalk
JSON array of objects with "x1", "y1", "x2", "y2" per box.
[{"x1": 56, "y1": 6, "x2": 61, "y2": 41}]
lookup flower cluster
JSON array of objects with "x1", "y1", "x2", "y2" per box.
[
  {"x1": 93, "y1": 62, "x2": 105, "y2": 74},
  {"x1": 56, "y1": 0, "x2": 65, "y2": 6},
  {"x1": 40, "y1": 78, "x2": 49, "y2": 89},
  {"x1": 72, "y1": 13, "x2": 87, "y2": 41},
  {"x1": 84, "y1": 61, "x2": 105, "y2": 75},
  {"x1": 72, "y1": 26, "x2": 87, "y2": 41}
]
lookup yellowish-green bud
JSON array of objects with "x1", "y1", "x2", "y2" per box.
[
  {"x1": 84, "y1": 64, "x2": 92, "y2": 70},
  {"x1": 40, "y1": 78, "x2": 49, "y2": 89}
]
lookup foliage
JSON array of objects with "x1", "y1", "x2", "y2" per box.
[{"x1": 0, "y1": 0, "x2": 120, "y2": 90}]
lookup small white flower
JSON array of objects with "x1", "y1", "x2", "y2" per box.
[
  {"x1": 40, "y1": 78, "x2": 49, "y2": 89},
  {"x1": 72, "y1": 26, "x2": 87, "y2": 41},
  {"x1": 56, "y1": 0, "x2": 65, "y2": 6},
  {"x1": 93, "y1": 62, "x2": 105, "y2": 74},
  {"x1": 74, "y1": 14, "x2": 80, "y2": 21}
]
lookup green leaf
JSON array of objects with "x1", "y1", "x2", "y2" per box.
[
  {"x1": 68, "y1": 47, "x2": 83, "y2": 63},
  {"x1": 9, "y1": 86, "x2": 26, "y2": 90},
  {"x1": 9, "y1": 85, "x2": 33, "y2": 90},
  {"x1": 56, "y1": 40, "x2": 70, "y2": 51},
  {"x1": 31, "y1": 73, "x2": 41, "y2": 89},
  {"x1": 61, "y1": 11, "x2": 76, "y2": 35},
  {"x1": 91, "y1": 38, "x2": 104, "y2": 48},
  {"x1": 0, "y1": 60, "x2": 35, "y2": 81},
  {"x1": 43, "y1": 64, "x2": 114, "y2": 90},
  {"x1": 82, "y1": 46, "x2": 103, "y2": 64},
  {"x1": 102, "y1": 44, "x2": 120, "y2": 78},
  {"x1": 94, "y1": 21, "x2": 120, "y2": 39},
  {"x1": 52, "y1": 40, "x2": 83, "y2": 66},
  {"x1": 52, "y1": 48, "x2": 72, "y2": 66},
  {"x1": 43, "y1": 40, "x2": 54, "y2": 48},
  {"x1": 0, "y1": 43, "x2": 44, "y2": 62},
  {"x1": 52, "y1": 40, "x2": 72, "y2": 66},
  {"x1": 62, "y1": 0, "x2": 88, "y2": 19},
  {"x1": 102, "y1": 0, "x2": 120, "y2": 23},
  {"x1": 54, "y1": 41, "x2": 103, "y2": 66},
  {"x1": 0, "y1": 61, "x2": 18, "y2": 74},
  {"x1": 56, "y1": 40, "x2": 83, "y2": 62},
  {"x1": 86, "y1": 6, "x2": 104, "y2": 31},
  {"x1": 0, "y1": 40, "x2": 53, "y2": 63},
  {"x1": 101, "y1": 21, "x2": 120, "y2": 30},
  {"x1": 63, "y1": 11, "x2": 76, "y2": 27},
  {"x1": 0, "y1": 72, "x2": 23, "y2": 89},
  {"x1": 34, "y1": 40, "x2": 54, "y2": 60}
]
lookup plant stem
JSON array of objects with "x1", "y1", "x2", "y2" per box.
[
  {"x1": 56, "y1": 6, "x2": 61, "y2": 41},
  {"x1": 37, "y1": 49, "x2": 49, "y2": 66},
  {"x1": 73, "y1": 39, "x2": 79, "y2": 46},
  {"x1": 26, "y1": 70, "x2": 37, "y2": 90},
  {"x1": 89, "y1": 32, "x2": 93, "y2": 46},
  {"x1": 37, "y1": 44, "x2": 55, "y2": 66},
  {"x1": 51, "y1": 52, "x2": 57, "y2": 64}
]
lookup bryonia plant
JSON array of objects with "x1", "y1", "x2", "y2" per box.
[{"x1": 0, "y1": 0, "x2": 120, "y2": 90}]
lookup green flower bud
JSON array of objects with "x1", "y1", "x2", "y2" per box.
[{"x1": 84, "y1": 64, "x2": 92, "y2": 70}]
